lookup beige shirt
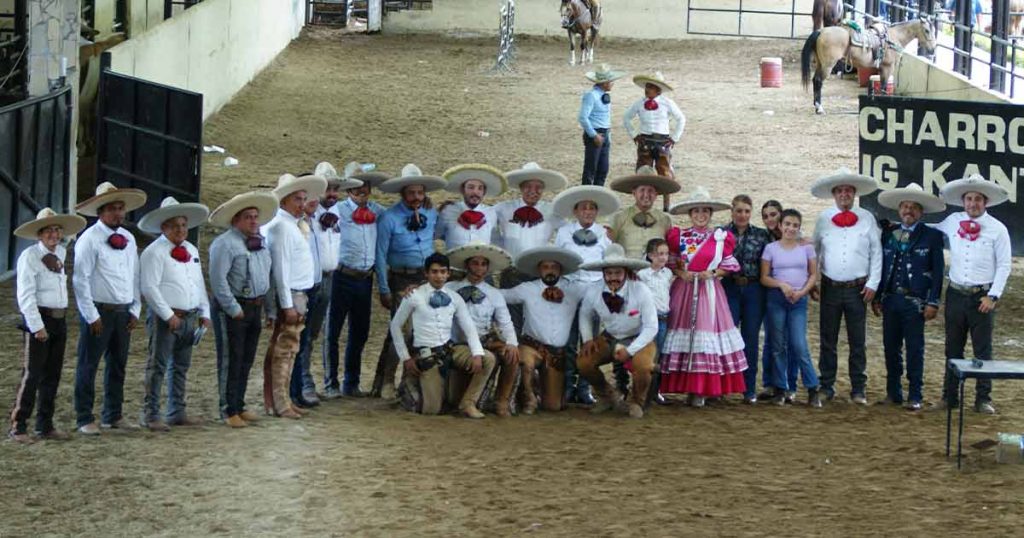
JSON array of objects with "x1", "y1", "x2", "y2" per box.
[{"x1": 610, "y1": 206, "x2": 672, "y2": 259}]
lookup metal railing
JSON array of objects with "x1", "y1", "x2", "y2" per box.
[
  {"x1": 0, "y1": 0, "x2": 27, "y2": 106},
  {"x1": 687, "y1": 0, "x2": 813, "y2": 39},
  {"x1": 165, "y1": 0, "x2": 203, "y2": 20}
]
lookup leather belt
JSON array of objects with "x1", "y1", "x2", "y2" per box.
[
  {"x1": 520, "y1": 334, "x2": 567, "y2": 370},
  {"x1": 171, "y1": 308, "x2": 200, "y2": 318},
  {"x1": 38, "y1": 307, "x2": 66, "y2": 318},
  {"x1": 823, "y1": 276, "x2": 868, "y2": 289},
  {"x1": 601, "y1": 331, "x2": 637, "y2": 350},
  {"x1": 949, "y1": 281, "x2": 991, "y2": 295},
  {"x1": 389, "y1": 267, "x2": 423, "y2": 276},
  {"x1": 235, "y1": 296, "x2": 265, "y2": 306},
  {"x1": 732, "y1": 275, "x2": 756, "y2": 286},
  {"x1": 339, "y1": 266, "x2": 373, "y2": 279},
  {"x1": 95, "y1": 302, "x2": 131, "y2": 313},
  {"x1": 594, "y1": 127, "x2": 609, "y2": 133}
]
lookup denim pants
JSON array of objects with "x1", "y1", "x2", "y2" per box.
[
  {"x1": 766, "y1": 289, "x2": 818, "y2": 391},
  {"x1": 724, "y1": 280, "x2": 766, "y2": 398},
  {"x1": 942, "y1": 287, "x2": 994, "y2": 406},
  {"x1": 323, "y1": 271, "x2": 373, "y2": 393},
  {"x1": 881, "y1": 294, "x2": 926, "y2": 403},
  {"x1": 581, "y1": 130, "x2": 610, "y2": 187},
  {"x1": 142, "y1": 311, "x2": 197, "y2": 422},
  {"x1": 213, "y1": 299, "x2": 264, "y2": 418},
  {"x1": 818, "y1": 280, "x2": 868, "y2": 397},
  {"x1": 564, "y1": 307, "x2": 592, "y2": 397},
  {"x1": 74, "y1": 307, "x2": 132, "y2": 427},
  {"x1": 292, "y1": 276, "x2": 332, "y2": 399}
]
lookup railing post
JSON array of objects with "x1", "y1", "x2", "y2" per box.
[
  {"x1": 990, "y1": 0, "x2": 1010, "y2": 92},
  {"x1": 953, "y1": 0, "x2": 974, "y2": 77}
]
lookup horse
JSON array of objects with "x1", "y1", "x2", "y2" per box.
[
  {"x1": 801, "y1": 17, "x2": 936, "y2": 114},
  {"x1": 560, "y1": 0, "x2": 600, "y2": 66},
  {"x1": 812, "y1": 0, "x2": 845, "y2": 31}
]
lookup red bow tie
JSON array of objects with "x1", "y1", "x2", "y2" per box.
[
  {"x1": 831, "y1": 210, "x2": 859, "y2": 228},
  {"x1": 352, "y1": 206, "x2": 376, "y2": 225},
  {"x1": 107, "y1": 233, "x2": 128, "y2": 250},
  {"x1": 643, "y1": 98, "x2": 659, "y2": 111},
  {"x1": 170, "y1": 245, "x2": 191, "y2": 263},
  {"x1": 542, "y1": 286, "x2": 564, "y2": 303},
  {"x1": 958, "y1": 220, "x2": 981, "y2": 241},
  {"x1": 511, "y1": 206, "x2": 544, "y2": 228},
  {"x1": 458, "y1": 210, "x2": 487, "y2": 229},
  {"x1": 602, "y1": 291, "x2": 625, "y2": 314}
]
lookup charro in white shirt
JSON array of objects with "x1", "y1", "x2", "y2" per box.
[
  {"x1": 579, "y1": 280, "x2": 659, "y2": 356},
  {"x1": 390, "y1": 283, "x2": 484, "y2": 361},
  {"x1": 140, "y1": 235, "x2": 211, "y2": 321},
  {"x1": 501, "y1": 279, "x2": 590, "y2": 347},
  {"x1": 554, "y1": 221, "x2": 611, "y2": 283},
  {"x1": 622, "y1": 94, "x2": 686, "y2": 142},
  {"x1": 17, "y1": 242, "x2": 69, "y2": 334},
  {"x1": 934, "y1": 211, "x2": 1012, "y2": 298},
  {"x1": 493, "y1": 199, "x2": 562, "y2": 258},
  {"x1": 262, "y1": 208, "x2": 315, "y2": 309},
  {"x1": 73, "y1": 220, "x2": 141, "y2": 323},
  {"x1": 444, "y1": 279, "x2": 519, "y2": 347},
  {"x1": 435, "y1": 201, "x2": 497, "y2": 250},
  {"x1": 812, "y1": 205, "x2": 882, "y2": 290},
  {"x1": 637, "y1": 266, "x2": 673, "y2": 315}
]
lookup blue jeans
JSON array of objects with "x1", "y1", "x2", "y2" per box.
[
  {"x1": 882, "y1": 294, "x2": 926, "y2": 403},
  {"x1": 581, "y1": 131, "x2": 610, "y2": 187},
  {"x1": 724, "y1": 280, "x2": 766, "y2": 398},
  {"x1": 142, "y1": 311, "x2": 196, "y2": 422},
  {"x1": 323, "y1": 271, "x2": 373, "y2": 393},
  {"x1": 74, "y1": 308, "x2": 132, "y2": 427},
  {"x1": 565, "y1": 308, "x2": 592, "y2": 396},
  {"x1": 655, "y1": 316, "x2": 668, "y2": 355},
  {"x1": 766, "y1": 289, "x2": 818, "y2": 391},
  {"x1": 292, "y1": 277, "x2": 331, "y2": 399}
]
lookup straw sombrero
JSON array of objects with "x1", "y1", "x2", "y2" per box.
[
  {"x1": 75, "y1": 181, "x2": 148, "y2": 217},
  {"x1": 443, "y1": 163, "x2": 507, "y2": 197},
  {"x1": 315, "y1": 162, "x2": 364, "y2": 190},
  {"x1": 877, "y1": 183, "x2": 946, "y2": 213},
  {"x1": 608, "y1": 166, "x2": 681, "y2": 196},
  {"x1": 14, "y1": 208, "x2": 87, "y2": 239},
  {"x1": 552, "y1": 185, "x2": 622, "y2": 219},
  {"x1": 585, "y1": 64, "x2": 626, "y2": 84},
  {"x1": 446, "y1": 242, "x2": 512, "y2": 274},
  {"x1": 342, "y1": 162, "x2": 390, "y2": 187},
  {"x1": 810, "y1": 167, "x2": 878, "y2": 199},
  {"x1": 939, "y1": 174, "x2": 1010, "y2": 207},
  {"x1": 514, "y1": 246, "x2": 583, "y2": 277},
  {"x1": 579, "y1": 243, "x2": 650, "y2": 272},
  {"x1": 273, "y1": 173, "x2": 328, "y2": 201},
  {"x1": 669, "y1": 186, "x2": 730, "y2": 215},
  {"x1": 633, "y1": 71, "x2": 674, "y2": 93},
  {"x1": 138, "y1": 196, "x2": 210, "y2": 234},
  {"x1": 505, "y1": 162, "x2": 568, "y2": 192},
  {"x1": 208, "y1": 191, "x2": 280, "y2": 228},
  {"x1": 377, "y1": 164, "x2": 447, "y2": 194}
]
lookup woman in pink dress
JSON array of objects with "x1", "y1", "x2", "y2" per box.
[{"x1": 660, "y1": 187, "x2": 748, "y2": 407}]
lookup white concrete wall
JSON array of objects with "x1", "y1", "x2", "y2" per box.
[
  {"x1": 896, "y1": 54, "x2": 1014, "y2": 104},
  {"x1": 107, "y1": 0, "x2": 305, "y2": 120},
  {"x1": 127, "y1": 0, "x2": 166, "y2": 37}
]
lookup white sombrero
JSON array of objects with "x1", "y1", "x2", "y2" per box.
[
  {"x1": 669, "y1": 186, "x2": 730, "y2": 215},
  {"x1": 505, "y1": 162, "x2": 568, "y2": 192},
  {"x1": 810, "y1": 167, "x2": 878, "y2": 199},
  {"x1": 585, "y1": 64, "x2": 626, "y2": 84},
  {"x1": 552, "y1": 185, "x2": 622, "y2": 219},
  {"x1": 446, "y1": 242, "x2": 512, "y2": 274},
  {"x1": 138, "y1": 196, "x2": 210, "y2": 234},
  {"x1": 377, "y1": 164, "x2": 447, "y2": 194},
  {"x1": 208, "y1": 191, "x2": 280, "y2": 228},
  {"x1": 273, "y1": 173, "x2": 328, "y2": 201},
  {"x1": 14, "y1": 208, "x2": 87, "y2": 239},
  {"x1": 608, "y1": 165, "x2": 681, "y2": 196},
  {"x1": 939, "y1": 174, "x2": 1010, "y2": 207},
  {"x1": 514, "y1": 246, "x2": 583, "y2": 277},
  {"x1": 75, "y1": 181, "x2": 148, "y2": 217},
  {"x1": 314, "y1": 162, "x2": 364, "y2": 190},
  {"x1": 580, "y1": 243, "x2": 651, "y2": 272},
  {"x1": 633, "y1": 71, "x2": 674, "y2": 93},
  {"x1": 443, "y1": 163, "x2": 507, "y2": 197},
  {"x1": 877, "y1": 183, "x2": 946, "y2": 213},
  {"x1": 342, "y1": 162, "x2": 390, "y2": 187}
]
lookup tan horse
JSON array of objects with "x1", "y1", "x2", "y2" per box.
[{"x1": 801, "y1": 18, "x2": 936, "y2": 114}]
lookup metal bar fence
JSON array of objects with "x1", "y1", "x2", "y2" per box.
[{"x1": 686, "y1": 0, "x2": 813, "y2": 39}]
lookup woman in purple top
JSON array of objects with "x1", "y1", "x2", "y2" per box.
[{"x1": 760, "y1": 209, "x2": 821, "y2": 407}]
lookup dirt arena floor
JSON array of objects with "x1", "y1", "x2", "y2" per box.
[{"x1": 2, "y1": 29, "x2": 1024, "y2": 536}]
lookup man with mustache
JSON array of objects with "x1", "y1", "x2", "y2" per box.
[
  {"x1": 435, "y1": 164, "x2": 506, "y2": 250},
  {"x1": 608, "y1": 166, "x2": 680, "y2": 259}
]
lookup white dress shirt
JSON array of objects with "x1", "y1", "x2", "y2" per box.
[
  {"x1": 501, "y1": 279, "x2": 590, "y2": 347},
  {"x1": 314, "y1": 205, "x2": 341, "y2": 273},
  {"x1": 73, "y1": 221, "x2": 141, "y2": 324},
  {"x1": 262, "y1": 208, "x2": 315, "y2": 309},
  {"x1": 637, "y1": 266, "x2": 673, "y2": 315},
  {"x1": 812, "y1": 205, "x2": 882, "y2": 290},
  {"x1": 16, "y1": 242, "x2": 69, "y2": 334},
  {"x1": 390, "y1": 284, "x2": 484, "y2": 361},
  {"x1": 934, "y1": 211, "x2": 1012, "y2": 298},
  {"x1": 444, "y1": 279, "x2": 518, "y2": 347},
  {"x1": 555, "y1": 220, "x2": 611, "y2": 283},
  {"x1": 622, "y1": 95, "x2": 686, "y2": 142},
  {"x1": 435, "y1": 201, "x2": 497, "y2": 250},
  {"x1": 579, "y1": 280, "x2": 659, "y2": 356},
  {"x1": 140, "y1": 235, "x2": 210, "y2": 321},
  {"x1": 493, "y1": 199, "x2": 562, "y2": 258}
]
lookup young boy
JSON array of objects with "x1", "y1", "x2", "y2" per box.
[{"x1": 636, "y1": 238, "x2": 673, "y2": 405}]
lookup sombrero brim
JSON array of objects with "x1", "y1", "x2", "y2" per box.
[
  {"x1": 76, "y1": 188, "x2": 148, "y2": 217},
  {"x1": 14, "y1": 214, "x2": 87, "y2": 239},
  {"x1": 443, "y1": 164, "x2": 507, "y2": 196},
  {"x1": 552, "y1": 186, "x2": 622, "y2": 219},
  {"x1": 877, "y1": 188, "x2": 946, "y2": 213},
  {"x1": 939, "y1": 179, "x2": 1010, "y2": 207},
  {"x1": 446, "y1": 244, "x2": 512, "y2": 274},
  {"x1": 208, "y1": 192, "x2": 280, "y2": 228},
  {"x1": 349, "y1": 171, "x2": 390, "y2": 187},
  {"x1": 514, "y1": 247, "x2": 583, "y2": 277},
  {"x1": 810, "y1": 173, "x2": 878, "y2": 199},
  {"x1": 669, "y1": 200, "x2": 731, "y2": 215},
  {"x1": 274, "y1": 176, "x2": 328, "y2": 201},
  {"x1": 633, "y1": 75, "x2": 673, "y2": 92},
  {"x1": 580, "y1": 257, "x2": 651, "y2": 272},
  {"x1": 506, "y1": 168, "x2": 569, "y2": 192},
  {"x1": 138, "y1": 203, "x2": 211, "y2": 234},
  {"x1": 585, "y1": 71, "x2": 626, "y2": 83},
  {"x1": 377, "y1": 175, "x2": 447, "y2": 194},
  {"x1": 609, "y1": 174, "x2": 681, "y2": 196},
  {"x1": 327, "y1": 178, "x2": 364, "y2": 190}
]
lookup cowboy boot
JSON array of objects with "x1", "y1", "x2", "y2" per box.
[
  {"x1": 590, "y1": 385, "x2": 621, "y2": 414},
  {"x1": 494, "y1": 364, "x2": 517, "y2": 417}
]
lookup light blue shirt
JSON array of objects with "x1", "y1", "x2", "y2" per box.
[
  {"x1": 375, "y1": 202, "x2": 438, "y2": 294},
  {"x1": 578, "y1": 85, "x2": 611, "y2": 138},
  {"x1": 336, "y1": 197, "x2": 385, "y2": 273},
  {"x1": 207, "y1": 228, "x2": 272, "y2": 318}
]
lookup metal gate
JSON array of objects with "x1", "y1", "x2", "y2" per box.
[
  {"x1": 0, "y1": 86, "x2": 73, "y2": 277},
  {"x1": 687, "y1": 0, "x2": 815, "y2": 39},
  {"x1": 95, "y1": 56, "x2": 203, "y2": 229}
]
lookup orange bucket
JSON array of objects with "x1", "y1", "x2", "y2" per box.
[
  {"x1": 760, "y1": 57, "x2": 783, "y2": 88},
  {"x1": 858, "y1": 67, "x2": 877, "y2": 87}
]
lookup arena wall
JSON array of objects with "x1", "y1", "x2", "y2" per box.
[
  {"x1": 897, "y1": 55, "x2": 1014, "y2": 104},
  {"x1": 106, "y1": 0, "x2": 305, "y2": 120}
]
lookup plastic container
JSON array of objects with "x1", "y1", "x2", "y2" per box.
[
  {"x1": 995, "y1": 433, "x2": 1024, "y2": 464},
  {"x1": 869, "y1": 74, "x2": 895, "y2": 96},
  {"x1": 858, "y1": 67, "x2": 877, "y2": 87},
  {"x1": 760, "y1": 57, "x2": 783, "y2": 88}
]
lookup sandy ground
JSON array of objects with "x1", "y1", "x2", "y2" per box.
[{"x1": 2, "y1": 29, "x2": 1024, "y2": 536}]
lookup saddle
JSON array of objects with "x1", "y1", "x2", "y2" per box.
[{"x1": 844, "y1": 19, "x2": 888, "y2": 66}]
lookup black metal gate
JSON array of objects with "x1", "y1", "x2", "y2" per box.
[
  {"x1": 0, "y1": 86, "x2": 73, "y2": 277},
  {"x1": 95, "y1": 56, "x2": 203, "y2": 229},
  {"x1": 687, "y1": 0, "x2": 814, "y2": 39}
]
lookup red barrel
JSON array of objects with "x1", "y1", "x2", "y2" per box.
[
  {"x1": 858, "y1": 67, "x2": 877, "y2": 87},
  {"x1": 869, "y1": 74, "x2": 895, "y2": 96},
  {"x1": 760, "y1": 57, "x2": 782, "y2": 88}
]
